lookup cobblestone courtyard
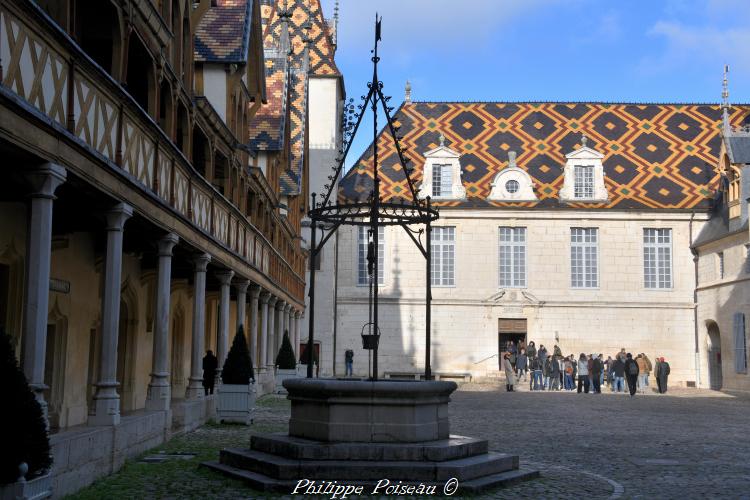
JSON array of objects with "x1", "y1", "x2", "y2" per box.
[{"x1": 70, "y1": 384, "x2": 750, "y2": 499}]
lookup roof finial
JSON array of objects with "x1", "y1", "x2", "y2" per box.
[
  {"x1": 333, "y1": 0, "x2": 339, "y2": 47},
  {"x1": 508, "y1": 150, "x2": 517, "y2": 168},
  {"x1": 581, "y1": 133, "x2": 588, "y2": 148},
  {"x1": 278, "y1": 0, "x2": 292, "y2": 55},
  {"x1": 438, "y1": 133, "x2": 445, "y2": 148},
  {"x1": 405, "y1": 80, "x2": 412, "y2": 104},
  {"x1": 722, "y1": 64, "x2": 730, "y2": 110}
]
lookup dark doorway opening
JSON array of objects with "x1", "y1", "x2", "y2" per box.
[{"x1": 498, "y1": 318, "x2": 527, "y2": 370}]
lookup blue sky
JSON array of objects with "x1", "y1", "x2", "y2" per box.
[{"x1": 319, "y1": 0, "x2": 750, "y2": 171}]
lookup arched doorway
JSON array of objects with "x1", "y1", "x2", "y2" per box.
[
  {"x1": 707, "y1": 320, "x2": 723, "y2": 390},
  {"x1": 117, "y1": 295, "x2": 137, "y2": 412},
  {"x1": 170, "y1": 305, "x2": 186, "y2": 397}
]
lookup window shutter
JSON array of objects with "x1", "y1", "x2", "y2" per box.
[{"x1": 733, "y1": 312, "x2": 747, "y2": 373}]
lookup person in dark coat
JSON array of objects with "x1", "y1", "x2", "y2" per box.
[
  {"x1": 549, "y1": 356, "x2": 561, "y2": 391},
  {"x1": 515, "y1": 348, "x2": 528, "y2": 382},
  {"x1": 591, "y1": 354, "x2": 603, "y2": 394},
  {"x1": 527, "y1": 341, "x2": 537, "y2": 359},
  {"x1": 624, "y1": 353, "x2": 639, "y2": 397},
  {"x1": 202, "y1": 350, "x2": 218, "y2": 395},
  {"x1": 656, "y1": 357, "x2": 670, "y2": 393}
]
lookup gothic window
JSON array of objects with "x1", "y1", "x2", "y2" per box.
[
  {"x1": 571, "y1": 228, "x2": 598, "y2": 288},
  {"x1": 498, "y1": 227, "x2": 526, "y2": 288},
  {"x1": 431, "y1": 227, "x2": 455, "y2": 286},
  {"x1": 357, "y1": 226, "x2": 384, "y2": 285},
  {"x1": 643, "y1": 228, "x2": 672, "y2": 289}
]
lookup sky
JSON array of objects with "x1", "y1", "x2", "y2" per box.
[{"x1": 318, "y1": 0, "x2": 750, "y2": 171}]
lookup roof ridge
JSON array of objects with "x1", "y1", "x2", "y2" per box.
[{"x1": 407, "y1": 100, "x2": 750, "y2": 106}]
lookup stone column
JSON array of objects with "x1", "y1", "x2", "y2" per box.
[
  {"x1": 215, "y1": 270, "x2": 234, "y2": 373},
  {"x1": 283, "y1": 303, "x2": 291, "y2": 340},
  {"x1": 266, "y1": 296, "x2": 278, "y2": 367},
  {"x1": 259, "y1": 292, "x2": 271, "y2": 370},
  {"x1": 186, "y1": 253, "x2": 211, "y2": 399},
  {"x1": 249, "y1": 285, "x2": 261, "y2": 368},
  {"x1": 89, "y1": 203, "x2": 133, "y2": 426},
  {"x1": 22, "y1": 163, "x2": 66, "y2": 416},
  {"x1": 294, "y1": 311, "x2": 302, "y2": 359},
  {"x1": 235, "y1": 279, "x2": 250, "y2": 334},
  {"x1": 275, "y1": 301, "x2": 285, "y2": 361},
  {"x1": 146, "y1": 233, "x2": 179, "y2": 412},
  {"x1": 297, "y1": 312, "x2": 303, "y2": 359}
]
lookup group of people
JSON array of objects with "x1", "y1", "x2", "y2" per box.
[{"x1": 501, "y1": 341, "x2": 671, "y2": 397}]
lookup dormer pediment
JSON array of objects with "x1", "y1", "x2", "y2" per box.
[{"x1": 565, "y1": 146, "x2": 605, "y2": 161}]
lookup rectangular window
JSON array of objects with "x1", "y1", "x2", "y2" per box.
[
  {"x1": 574, "y1": 166, "x2": 594, "y2": 198},
  {"x1": 357, "y1": 226, "x2": 384, "y2": 285},
  {"x1": 431, "y1": 227, "x2": 455, "y2": 286},
  {"x1": 570, "y1": 228, "x2": 598, "y2": 288},
  {"x1": 733, "y1": 312, "x2": 747, "y2": 373},
  {"x1": 718, "y1": 252, "x2": 725, "y2": 280},
  {"x1": 432, "y1": 165, "x2": 452, "y2": 197},
  {"x1": 498, "y1": 227, "x2": 527, "y2": 288},
  {"x1": 643, "y1": 228, "x2": 672, "y2": 289}
]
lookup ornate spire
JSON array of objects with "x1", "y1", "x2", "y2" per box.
[
  {"x1": 581, "y1": 133, "x2": 588, "y2": 148},
  {"x1": 278, "y1": 0, "x2": 292, "y2": 55},
  {"x1": 404, "y1": 80, "x2": 412, "y2": 104},
  {"x1": 438, "y1": 133, "x2": 445, "y2": 148},
  {"x1": 722, "y1": 65, "x2": 731, "y2": 134},
  {"x1": 333, "y1": 0, "x2": 339, "y2": 48}
]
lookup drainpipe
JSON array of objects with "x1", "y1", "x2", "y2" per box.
[{"x1": 689, "y1": 210, "x2": 701, "y2": 387}]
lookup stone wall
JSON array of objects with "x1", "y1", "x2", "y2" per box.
[{"x1": 329, "y1": 209, "x2": 706, "y2": 384}]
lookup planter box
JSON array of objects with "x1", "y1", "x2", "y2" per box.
[
  {"x1": 0, "y1": 472, "x2": 52, "y2": 500},
  {"x1": 275, "y1": 368, "x2": 298, "y2": 394},
  {"x1": 217, "y1": 383, "x2": 256, "y2": 425}
]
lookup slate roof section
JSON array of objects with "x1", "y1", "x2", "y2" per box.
[
  {"x1": 340, "y1": 102, "x2": 750, "y2": 210},
  {"x1": 195, "y1": 0, "x2": 253, "y2": 63},
  {"x1": 248, "y1": 46, "x2": 290, "y2": 152},
  {"x1": 728, "y1": 136, "x2": 750, "y2": 164}
]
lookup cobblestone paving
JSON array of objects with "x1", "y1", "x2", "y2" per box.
[
  {"x1": 70, "y1": 385, "x2": 750, "y2": 500},
  {"x1": 451, "y1": 382, "x2": 750, "y2": 499}
]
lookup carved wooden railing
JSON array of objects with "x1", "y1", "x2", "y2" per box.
[{"x1": 0, "y1": 2, "x2": 304, "y2": 302}]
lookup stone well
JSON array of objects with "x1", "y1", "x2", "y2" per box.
[
  {"x1": 284, "y1": 378, "x2": 454, "y2": 443},
  {"x1": 202, "y1": 378, "x2": 538, "y2": 493}
]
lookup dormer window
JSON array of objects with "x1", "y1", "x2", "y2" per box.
[
  {"x1": 559, "y1": 134, "x2": 608, "y2": 203},
  {"x1": 573, "y1": 165, "x2": 594, "y2": 199},
  {"x1": 418, "y1": 135, "x2": 466, "y2": 200},
  {"x1": 488, "y1": 151, "x2": 537, "y2": 202},
  {"x1": 432, "y1": 164, "x2": 453, "y2": 197}
]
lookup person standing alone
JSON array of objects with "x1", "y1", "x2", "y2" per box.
[
  {"x1": 503, "y1": 353, "x2": 515, "y2": 392},
  {"x1": 624, "y1": 353, "x2": 639, "y2": 397},
  {"x1": 202, "y1": 350, "x2": 218, "y2": 395},
  {"x1": 344, "y1": 349, "x2": 354, "y2": 377}
]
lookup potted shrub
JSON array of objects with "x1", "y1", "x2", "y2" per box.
[
  {"x1": 275, "y1": 331, "x2": 298, "y2": 394},
  {"x1": 217, "y1": 326, "x2": 255, "y2": 425},
  {"x1": 0, "y1": 329, "x2": 53, "y2": 499}
]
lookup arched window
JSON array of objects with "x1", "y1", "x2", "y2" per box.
[
  {"x1": 182, "y1": 7, "x2": 192, "y2": 87},
  {"x1": 192, "y1": 126, "x2": 209, "y2": 177},
  {"x1": 159, "y1": 79, "x2": 173, "y2": 134},
  {"x1": 125, "y1": 33, "x2": 155, "y2": 114},
  {"x1": 175, "y1": 101, "x2": 190, "y2": 155},
  {"x1": 172, "y1": 2, "x2": 182, "y2": 77},
  {"x1": 74, "y1": 0, "x2": 120, "y2": 77}
]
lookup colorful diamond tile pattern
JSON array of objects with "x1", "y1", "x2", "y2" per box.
[
  {"x1": 339, "y1": 102, "x2": 750, "y2": 209},
  {"x1": 194, "y1": 0, "x2": 252, "y2": 63},
  {"x1": 248, "y1": 0, "x2": 339, "y2": 195}
]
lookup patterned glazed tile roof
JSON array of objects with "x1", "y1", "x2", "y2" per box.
[
  {"x1": 248, "y1": 0, "x2": 337, "y2": 195},
  {"x1": 340, "y1": 102, "x2": 750, "y2": 210},
  {"x1": 195, "y1": 0, "x2": 253, "y2": 63}
]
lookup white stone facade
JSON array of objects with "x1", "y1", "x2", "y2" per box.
[{"x1": 323, "y1": 210, "x2": 706, "y2": 385}]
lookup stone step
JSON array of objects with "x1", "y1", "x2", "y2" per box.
[
  {"x1": 219, "y1": 448, "x2": 518, "y2": 482},
  {"x1": 202, "y1": 460, "x2": 537, "y2": 495},
  {"x1": 250, "y1": 433, "x2": 489, "y2": 462},
  {"x1": 459, "y1": 466, "x2": 541, "y2": 493}
]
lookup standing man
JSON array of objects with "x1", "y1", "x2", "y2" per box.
[
  {"x1": 624, "y1": 353, "x2": 639, "y2": 397},
  {"x1": 515, "y1": 348, "x2": 528, "y2": 382},
  {"x1": 345, "y1": 348, "x2": 354, "y2": 377},
  {"x1": 202, "y1": 350, "x2": 218, "y2": 395},
  {"x1": 657, "y1": 357, "x2": 670, "y2": 394},
  {"x1": 591, "y1": 354, "x2": 602, "y2": 394},
  {"x1": 636, "y1": 354, "x2": 648, "y2": 393}
]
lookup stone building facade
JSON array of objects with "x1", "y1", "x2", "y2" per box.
[
  {"x1": 0, "y1": 0, "x2": 339, "y2": 494},
  {"x1": 332, "y1": 97, "x2": 750, "y2": 386},
  {"x1": 694, "y1": 98, "x2": 750, "y2": 392}
]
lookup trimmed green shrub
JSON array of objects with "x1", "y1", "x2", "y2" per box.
[
  {"x1": 221, "y1": 325, "x2": 254, "y2": 385},
  {"x1": 0, "y1": 329, "x2": 52, "y2": 484},
  {"x1": 275, "y1": 332, "x2": 297, "y2": 369}
]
